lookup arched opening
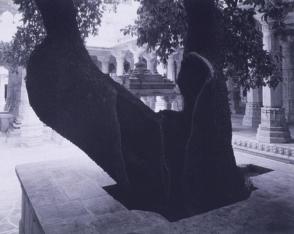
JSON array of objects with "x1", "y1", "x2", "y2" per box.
[
  {"x1": 124, "y1": 50, "x2": 134, "y2": 72},
  {"x1": 108, "y1": 55, "x2": 117, "y2": 75},
  {"x1": 123, "y1": 60, "x2": 131, "y2": 74}
]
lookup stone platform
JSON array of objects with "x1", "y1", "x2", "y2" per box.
[
  {"x1": 1, "y1": 140, "x2": 294, "y2": 234},
  {"x1": 232, "y1": 115, "x2": 294, "y2": 164},
  {"x1": 16, "y1": 159, "x2": 172, "y2": 234},
  {"x1": 15, "y1": 149, "x2": 294, "y2": 234}
]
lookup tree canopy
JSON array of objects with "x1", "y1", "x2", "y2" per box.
[
  {"x1": 123, "y1": 0, "x2": 294, "y2": 90},
  {"x1": 1, "y1": 0, "x2": 114, "y2": 69},
  {"x1": 1, "y1": 0, "x2": 294, "y2": 90}
]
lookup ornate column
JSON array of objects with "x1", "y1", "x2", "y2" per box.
[
  {"x1": 116, "y1": 55, "x2": 125, "y2": 76},
  {"x1": 5, "y1": 68, "x2": 22, "y2": 116},
  {"x1": 242, "y1": 87, "x2": 262, "y2": 128},
  {"x1": 281, "y1": 34, "x2": 294, "y2": 123},
  {"x1": 163, "y1": 96, "x2": 173, "y2": 110},
  {"x1": 256, "y1": 23, "x2": 290, "y2": 143},
  {"x1": 167, "y1": 55, "x2": 175, "y2": 81},
  {"x1": 101, "y1": 58, "x2": 109, "y2": 74},
  {"x1": 147, "y1": 96, "x2": 156, "y2": 111},
  {"x1": 153, "y1": 96, "x2": 166, "y2": 112},
  {"x1": 17, "y1": 68, "x2": 44, "y2": 146},
  {"x1": 133, "y1": 54, "x2": 140, "y2": 65}
]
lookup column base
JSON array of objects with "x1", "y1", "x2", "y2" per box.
[
  {"x1": 256, "y1": 107, "x2": 291, "y2": 143},
  {"x1": 242, "y1": 102, "x2": 261, "y2": 128},
  {"x1": 286, "y1": 99, "x2": 294, "y2": 123}
]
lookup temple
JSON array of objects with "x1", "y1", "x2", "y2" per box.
[{"x1": 1, "y1": 1, "x2": 294, "y2": 234}]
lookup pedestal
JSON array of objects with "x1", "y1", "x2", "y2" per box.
[
  {"x1": 257, "y1": 107, "x2": 291, "y2": 143},
  {"x1": 243, "y1": 102, "x2": 262, "y2": 128},
  {"x1": 242, "y1": 88, "x2": 262, "y2": 128},
  {"x1": 18, "y1": 71, "x2": 44, "y2": 146},
  {"x1": 16, "y1": 160, "x2": 170, "y2": 234},
  {"x1": 256, "y1": 22, "x2": 291, "y2": 143}
]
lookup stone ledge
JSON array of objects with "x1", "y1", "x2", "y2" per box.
[
  {"x1": 16, "y1": 159, "x2": 173, "y2": 234},
  {"x1": 232, "y1": 136, "x2": 294, "y2": 164}
]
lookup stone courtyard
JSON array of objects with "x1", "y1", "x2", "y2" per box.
[
  {"x1": 0, "y1": 138, "x2": 293, "y2": 234},
  {"x1": 0, "y1": 0, "x2": 294, "y2": 233}
]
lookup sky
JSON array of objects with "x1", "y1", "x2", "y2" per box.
[
  {"x1": 0, "y1": 0, "x2": 141, "y2": 75},
  {"x1": 0, "y1": 1, "x2": 139, "y2": 47}
]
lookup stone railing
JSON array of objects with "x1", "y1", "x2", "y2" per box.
[{"x1": 232, "y1": 135, "x2": 294, "y2": 164}]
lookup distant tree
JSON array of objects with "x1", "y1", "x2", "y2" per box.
[
  {"x1": 123, "y1": 0, "x2": 294, "y2": 90},
  {"x1": 2, "y1": 0, "x2": 116, "y2": 69}
]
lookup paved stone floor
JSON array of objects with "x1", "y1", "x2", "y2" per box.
[
  {"x1": 0, "y1": 140, "x2": 88, "y2": 234},
  {"x1": 0, "y1": 139, "x2": 293, "y2": 234}
]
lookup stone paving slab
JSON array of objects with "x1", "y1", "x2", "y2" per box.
[
  {"x1": 1, "y1": 141, "x2": 294, "y2": 234},
  {"x1": 170, "y1": 153, "x2": 294, "y2": 234},
  {"x1": 16, "y1": 159, "x2": 172, "y2": 233}
]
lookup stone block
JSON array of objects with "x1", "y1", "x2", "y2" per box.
[{"x1": 16, "y1": 160, "x2": 170, "y2": 234}]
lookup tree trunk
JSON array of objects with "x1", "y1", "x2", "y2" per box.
[{"x1": 183, "y1": 0, "x2": 225, "y2": 70}]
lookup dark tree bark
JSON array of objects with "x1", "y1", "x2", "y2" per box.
[
  {"x1": 183, "y1": 0, "x2": 225, "y2": 73},
  {"x1": 179, "y1": 0, "x2": 250, "y2": 212},
  {"x1": 27, "y1": 0, "x2": 170, "y2": 206}
]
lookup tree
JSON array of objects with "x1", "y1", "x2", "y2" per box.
[
  {"x1": 25, "y1": 0, "x2": 251, "y2": 217},
  {"x1": 123, "y1": 0, "x2": 294, "y2": 91},
  {"x1": 2, "y1": 0, "x2": 116, "y2": 69}
]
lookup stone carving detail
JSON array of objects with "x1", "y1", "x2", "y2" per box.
[{"x1": 233, "y1": 136, "x2": 294, "y2": 163}]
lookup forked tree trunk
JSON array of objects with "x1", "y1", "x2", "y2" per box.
[{"x1": 26, "y1": 0, "x2": 250, "y2": 217}]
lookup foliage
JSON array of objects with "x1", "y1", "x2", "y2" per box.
[
  {"x1": 2, "y1": 0, "x2": 105, "y2": 69},
  {"x1": 123, "y1": 0, "x2": 294, "y2": 90},
  {"x1": 122, "y1": 0, "x2": 187, "y2": 63}
]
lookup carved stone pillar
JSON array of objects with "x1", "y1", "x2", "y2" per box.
[
  {"x1": 5, "y1": 68, "x2": 22, "y2": 117},
  {"x1": 256, "y1": 23, "x2": 290, "y2": 143},
  {"x1": 116, "y1": 56, "x2": 125, "y2": 76},
  {"x1": 148, "y1": 96, "x2": 156, "y2": 111},
  {"x1": 167, "y1": 55, "x2": 175, "y2": 81},
  {"x1": 242, "y1": 87, "x2": 262, "y2": 128},
  {"x1": 281, "y1": 35, "x2": 294, "y2": 123},
  {"x1": 133, "y1": 54, "x2": 139, "y2": 65},
  {"x1": 18, "y1": 68, "x2": 44, "y2": 146},
  {"x1": 101, "y1": 59, "x2": 109, "y2": 74},
  {"x1": 163, "y1": 96, "x2": 173, "y2": 110}
]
